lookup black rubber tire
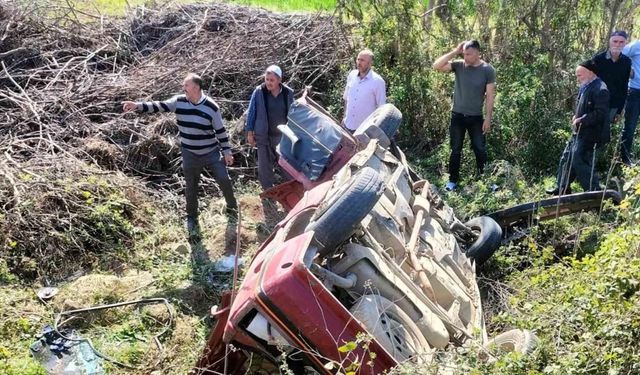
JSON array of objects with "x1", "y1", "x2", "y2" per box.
[
  {"x1": 353, "y1": 104, "x2": 402, "y2": 140},
  {"x1": 464, "y1": 216, "x2": 503, "y2": 266},
  {"x1": 306, "y1": 167, "x2": 384, "y2": 256}
]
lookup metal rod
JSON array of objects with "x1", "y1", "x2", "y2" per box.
[{"x1": 407, "y1": 181, "x2": 437, "y2": 302}]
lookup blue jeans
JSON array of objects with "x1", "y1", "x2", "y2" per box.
[
  {"x1": 622, "y1": 88, "x2": 640, "y2": 164},
  {"x1": 448, "y1": 112, "x2": 487, "y2": 183}
]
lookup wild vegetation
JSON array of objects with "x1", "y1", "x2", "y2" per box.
[
  {"x1": 71, "y1": 0, "x2": 336, "y2": 15},
  {"x1": 0, "y1": 1, "x2": 343, "y2": 373},
  {"x1": 1, "y1": 0, "x2": 639, "y2": 374},
  {"x1": 339, "y1": 1, "x2": 640, "y2": 373}
]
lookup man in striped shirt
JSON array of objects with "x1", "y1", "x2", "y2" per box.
[{"x1": 122, "y1": 73, "x2": 238, "y2": 232}]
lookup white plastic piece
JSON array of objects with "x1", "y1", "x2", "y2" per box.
[{"x1": 246, "y1": 313, "x2": 290, "y2": 347}]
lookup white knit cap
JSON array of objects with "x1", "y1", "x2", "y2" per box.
[{"x1": 265, "y1": 65, "x2": 282, "y2": 78}]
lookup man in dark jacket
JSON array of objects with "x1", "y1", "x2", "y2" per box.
[
  {"x1": 593, "y1": 31, "x2": 631, "y2": 126},
  {"x1": 547, "y1": 61, "x2": 610, "y2": 195},
  {"x1": 593, "y1": 30, "x2": 631, "y2": 157},
  {"x1": 245, "y1": 65, "x2": 295, "y2": 190}
]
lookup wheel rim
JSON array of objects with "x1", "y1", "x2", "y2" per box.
[{"x1": 378, "y1": 311, "x2": 424, "y2": 360}]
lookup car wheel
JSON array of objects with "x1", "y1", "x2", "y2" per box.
[
  {"x1": 353, "y1": 104, "x2": 402, "y2": 141},
  {"x1": 464, "y1": 216, "x2": 502, "y2": 266},
  {"x1": 350, "y1": 295, "x2": 431, "y2": 362},
  {"x1": 485, "y1": 329, "x2": 538, "y2": 355},
  {"x1": 306, "y1": 167, "x2": 384, "y2": 256}
]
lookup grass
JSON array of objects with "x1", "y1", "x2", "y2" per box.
[
  {"x1": 0, "y1": 179, "x2": 271, "y2": 374},
  {"x1": 229, "y1": 0, "x2": 335, "y2": 11},
  {"x1": 80, "y1": 0, "x2": 336, "y2": 16}
]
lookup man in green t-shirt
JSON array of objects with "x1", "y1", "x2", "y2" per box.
[{"x1": 433, "y1": 40, "x2": 497, "y2": 191}]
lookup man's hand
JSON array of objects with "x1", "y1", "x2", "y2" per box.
[
  {"x1": 572, "y1": 114, "x2": 586, "y2": 130},
  {"x1": 224, "y1": 153, "x2": 234, "y2": 166},
  {"x1": 613, "y1": 114, "x2": 621, "y2": 124},
  {"x1": 455, "y1": 42, "x2": 465, "y2": 54},
  {"x1": 122, "y1": 101, "x2": 137, "y2": 112},
  {"x1": 482, "y1": 118, "x2": 491, "y2": 134},
  {"x1": 247, "y1": 131, "x2": 256, "y2": 147}
]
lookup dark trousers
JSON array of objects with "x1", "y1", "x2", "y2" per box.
[
  {"x1": 622, "y1": 88, "x2": 640, "y2": 164},
  {"x1": 556, "y1": 135, "x2": 599, "y2": 192},
  {"x1": 257, "y1": 134, "x2": 291, "y2": 190},
  {"x1": 448, "y1": 112, "x2": 487, "y2": 183},
  {"x1": 609, "y1": 107, "x2": 619, "y2": 124},
  {"x1": 182, "y1": 149, "x2": 237, "y2": 218}
]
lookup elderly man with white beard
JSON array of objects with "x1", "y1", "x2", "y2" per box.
[{"x1": 547, "y1": 61, "x2": 610, "y2": 195}]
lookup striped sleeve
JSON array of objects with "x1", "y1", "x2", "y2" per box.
[
  {"x1": 212, "y1": 110, "x2": 232, "y2": 155},
  {"x1": 137, "y1": 96, "x2": 178, "y2": 113}
]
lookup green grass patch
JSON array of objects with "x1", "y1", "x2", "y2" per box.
[
  {"x1": 228, "y1": 0, "x2": 335, "y2": 11},
  {"x1": 72, "y1": 0, "x2": 189, "y2": 16},
  {"x1": 75, "y1": 0, "x2": 335, "y2": 16}
]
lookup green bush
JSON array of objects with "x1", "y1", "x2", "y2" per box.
[
  {"x1": 0, "y1": 170, "x2": 143, "y2": 280},
  {"x1": 337, "y1": 0, "x2": 633, "y2": 181}
]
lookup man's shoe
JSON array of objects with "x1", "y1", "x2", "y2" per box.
[
  {"x1": 445, "y1": 182, "x2": 457, "y2": 192},
  {"x1": 545, "y1": 187, "x2": 559, "y2": 196},
  {"x1": 546, "y1": 187, "x2": 571, "y2": 196}
]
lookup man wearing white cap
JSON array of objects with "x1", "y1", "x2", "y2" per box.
[
  {"x1": 342, "y1": 49, "x2": 387, "y2": 132},
  {"x1": 245, "y1": 65, "x2": 294, "y2": 190}
]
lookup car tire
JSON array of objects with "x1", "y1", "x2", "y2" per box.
[
  {"x1": 350, "y1": 294, "x2": 431, "y2": 362},
  {"x1": 353, "y1": 104, "x2": 402, "y2": 140},
  {"x1": 306, "y1": 167, "x2": 384, "y2": 256},
  {"x1": 485, "y1": 329, "x2": 538, "y2": 356},
  {"x1": 464, "y1": 216, "x2": 503, "y2": 266}
]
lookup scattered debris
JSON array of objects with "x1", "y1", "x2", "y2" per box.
[
  {"x1": 213, "y1": 255, "x2": 245, "y2": 273},
  {"x1": 30, "y1": 325, "x2": 105, "y2": 375},
  {"x1": 45, "y1": 298, "x2": 175, "y2": 370},
  {"x1": 36, "y1": 287, "x2": 59, "y2": 302}
]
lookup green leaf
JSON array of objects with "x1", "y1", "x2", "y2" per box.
[{"x1": 338, "y1": 341, "x2": 357, "y2": 353}]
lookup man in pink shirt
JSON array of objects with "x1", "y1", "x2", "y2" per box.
[{"x1": 342, "y1": 49, "x2": 387, "y2": 132}]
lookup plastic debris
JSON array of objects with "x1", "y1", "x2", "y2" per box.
[
  {"x1": 30, "y1": 325, "x2": 104, "y2": 375},
  {"x1": 37, "y1": 287, "x2": 59, "y2": 301}
]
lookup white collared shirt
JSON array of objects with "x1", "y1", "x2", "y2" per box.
[{"x1": 343, "y1": 69, "x2": 386, "y2": 131}]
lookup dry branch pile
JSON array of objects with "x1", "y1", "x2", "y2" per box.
[{"x1": 0, "y1": 1, "x2": 349, "y2": 280}]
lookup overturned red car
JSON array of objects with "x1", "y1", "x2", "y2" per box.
[{"x1": 193, "y1": 97, "x2": 562, "y2": 374}]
